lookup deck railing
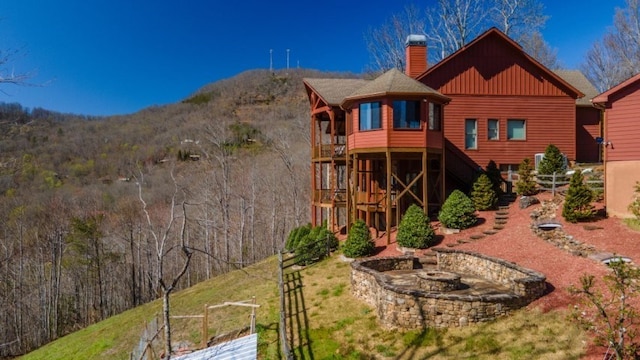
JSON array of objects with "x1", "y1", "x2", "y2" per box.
[{"x1": 312, "y1": 144, "x2": 346, "y2": 159}]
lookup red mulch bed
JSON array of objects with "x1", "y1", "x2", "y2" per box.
[{"x1": 368, "y1": 192, "x2": 640, "y2": 359}]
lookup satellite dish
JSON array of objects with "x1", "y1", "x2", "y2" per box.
[{"x1": 596, "y1": 137, "x2": 604, "y2": 144}]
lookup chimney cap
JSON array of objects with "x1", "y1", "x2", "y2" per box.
[{"x1": 405, "y1": 34, "x2": 427, "y2": 47}]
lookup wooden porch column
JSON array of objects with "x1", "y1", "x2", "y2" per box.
[
  {"x1": 352, "y1": 153, "x2": 359, "y2": 225},
  {"x1": 422, "y1": 150, "x2": 428, "y2": 215},
  {"x1": 310, "y1": 115, "x2": 317, "y2": 227},
  {"x1": 329, "y1": 111, "x2": 336, "y2": 231},
  {"x1": 386, "y1": 150, "x2": 392, "y2": 245}
]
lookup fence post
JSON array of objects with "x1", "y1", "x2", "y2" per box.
[
  {"x1": 278, "y1": 251, "x2": 292, "y2": 359},
  {"x1": 201, "y1": 304, "x2": 208, "y2": 349},
  {"x1": 552, "y1": 172, "x2": 557, "y2": 196}
]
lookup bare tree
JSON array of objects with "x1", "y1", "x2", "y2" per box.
[
  {"x1": 364, "y1": 4, "x2": 426, "y2": 72},
  {"x1": 519, "y1": 31, "x2": 559, "y2": 69},
  {"x1": 0, "y1": 47, "x2": 34, "y2": 89},
  {"x1": 136, "y1": 168, "x2": 193, "y2": 359},
  {"x1": 365, "y1": 0, "x2": 551, "y2": 69},
  {"x1": 582, "y1": 0, "x2": 640, "y2": 91}
]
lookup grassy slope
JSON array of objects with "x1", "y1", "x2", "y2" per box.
[{"x1": 20, "y1": 254, "x2": 587, "y2": 360}]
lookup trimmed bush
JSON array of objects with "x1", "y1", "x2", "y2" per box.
[
  {"x1": 562, "y1": 170, "x2": 595, "y2": 223},
  {"x1": 515, "y1": 158, "x2": 537, "y2": 196},
  {"x1": 397, "y1": 204, "x2": 436, "y2": 249},
  {"x1": 343, "y1": 219, "x2": 375, "y2": 258},
  {"x1": 438, "y1": 190, "x2": 477, "y2": 230},
  {"x1": 471, "y1": 174, "x2": 498, "y2": 210}
]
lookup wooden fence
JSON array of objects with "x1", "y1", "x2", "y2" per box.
[
  {"x1": 536, "y1": 171, "x2": 604, "y2": 196},
  {"x1": 278, "y1": 236, "x2": 334, "y2": 360}
]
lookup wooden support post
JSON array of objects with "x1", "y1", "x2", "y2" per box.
[
  {"x1": 422, "y1": 150, "x2": 428, "y2": 215},
  {"x1": 386, "y1": 151, "x2": 392, "y2": 245},
  {"x1": 250, "y1": 296, "x2": 256, "y2": 334}
]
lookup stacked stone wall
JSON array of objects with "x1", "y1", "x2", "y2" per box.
[{"x1": 350, "y1": 251, "x2": 546, "y2": 329}]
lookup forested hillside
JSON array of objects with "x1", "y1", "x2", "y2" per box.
[{"x1": 0, "y1": 68, "x2": 358, "y2": 357}]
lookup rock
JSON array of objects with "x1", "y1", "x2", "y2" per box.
[{"x1": 519, "y1": 195, "x2": 540, "y2": 209}]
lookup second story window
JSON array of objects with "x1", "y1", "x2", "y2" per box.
[
  {"x1": 429, "y1": 103, "x2": 442, "y2": 131},
  {"x1": 359, "y1": 102, "x2": 381, "y2": 131},
  {"x1": 465, "y1": 118, "x2": 477, "y2": 149},
  {"x1": 393, "y1": 100, "x2": 421, "y2": 129},
  {"x1": 488, "y1": 119, "x2": 499, "y2": 140}
]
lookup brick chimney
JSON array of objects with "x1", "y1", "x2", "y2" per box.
[{"x1": 405, "y1": 34, "x2": 427, "y2": 78}]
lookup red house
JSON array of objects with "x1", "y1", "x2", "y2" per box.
[
  {"x1": 592, "y1": 72, "x2": 640, "y2": 218},
  {"x1": 304, "y1": 28, "x2": 602, "y2": 235}
]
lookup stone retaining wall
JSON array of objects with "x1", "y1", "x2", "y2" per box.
[{"x1": 350, "y1": 250, "x2": 546, "y2": 329}]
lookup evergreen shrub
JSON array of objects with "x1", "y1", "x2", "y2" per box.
[
  {"x1": 343, "y1": 219, "x2": 375, "y2": 258},
  {"x1": 438, "y1": 190, "x2": 477, "y2": 230},
  {"x1": 562, "y1": 170, "x2": 594, "y2": 223},
  {"x1": 515, "y1": 158, "x2": 537, "y2": 195},
  {"x1": 471, "y1": 174, "x2": 498, "y2": 210},
  {"x1": 397, "y1": 204, "x2": 436, "y2": 249}
]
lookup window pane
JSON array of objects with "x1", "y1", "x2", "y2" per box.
[
  {"x1": 393, "y1": 100, "x2": 420, "y2": 129},
  {"x1": 465, "y1": 119, "x2": 477, "y2": 149},
  {"x1": 359, "y1": 102, "x2": 381, "y2": 131},
  {"x1": 507, "y1": 119, "x2": 525, "y2": 140},
  {"x1": 429, "y1": 103, "x2": 441, "y2": 131},
  {"x1": 488, "y1": 119, "x2": 499, "y2": 140}
]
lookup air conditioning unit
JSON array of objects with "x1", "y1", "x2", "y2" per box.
[{"x1": 534, "y1": 153, "x2": 545, "y2": 170}]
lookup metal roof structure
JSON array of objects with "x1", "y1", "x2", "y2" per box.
[{"x1": 172, "y1": 333, "x2": 257, "y2": 360}]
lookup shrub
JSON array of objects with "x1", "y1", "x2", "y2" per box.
[
  {"x1": 629, "y1": 181, "x2": 640, "y2": 219},
  {"x1": 485, "y1": 160, "x2": 504, "y2": 196},
  {"x1": 397, "y1": 204, "x2": 436, "y2": 249},
  {"x1": 289, "y1": 221, "x2": 338, "y2": 265},
  {"x1": 537, "y1": 144, "x2": 567, "y2": 176},
  {"x1": 343, "y1": 220, "x2": 375, "y2": 258},
  {"x1": 515, "y1": 158, "x2": 537, "y2": 195},
  {"x1": 285, "y1": 223, "x2": 311, "y2": 252},
  {"x1": 438, "y1": 190, "x2": 477, "y2": 230},
  {"x1": 562, "y1": 170, "x2": 594, "y2": 223},
  {"x1": 471, "y1": 174, "x2": 498, "y2": 210}
]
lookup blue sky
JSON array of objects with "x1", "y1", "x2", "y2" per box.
[{"x1": 0, "y1": 0, "x2": 627, "y2": 116}]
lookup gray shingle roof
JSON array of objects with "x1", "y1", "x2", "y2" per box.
[
  {"x1": 554, "y1": 70, "x2": 599, "y2": 106},
  {"x1": 345, "y1": 68, "x2": 448, "y2": 102},
  {"x1": 303, "y1": 78, "x2": 369, "y2": 106}
]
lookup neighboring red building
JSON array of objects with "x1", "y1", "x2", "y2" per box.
[
  {"x1": 592, "y1": 72, "x2": 640, "y2": 218},
  {"x1": 416, "y1": 28, "x2": 585, "y2": 188},
  {"x1": 555, "y1": 70, "x2": 602, "y2": 164}
]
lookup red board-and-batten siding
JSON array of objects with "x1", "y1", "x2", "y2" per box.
[
  {"x1": 347, "y1": 98, "x2": 443, "y2": 151},
  {"x1": 604, "y1": 79, "x2": 640, "y2": 162},
  {"x1": 419, "y1": 30, "x2": 579, "y2": 166}
]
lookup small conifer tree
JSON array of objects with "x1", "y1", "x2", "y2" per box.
[
  {"x1": 471, "y1": 174, "x2": 498, "y2": 210},
  {"x1": 397, "y1": 204, "x2": 436, "y2": 249},
  {"x1": 515, "y1": 158, "x2": 537, "y2": 195},
  {"x1": 343, "y1": 219, "x2": 375, "y2": 258},
  {"x1": 562, "y1": 170, "x2": 594, "y2": 223},
  {"x1": 438, "y1": 190, "x2": 477, "y2": 229},
  {"x1": 485, "y1": 160, "x2": 504, "y2": 196},
  {"x1": 538, "y1": 144, "x2": 567, "y2": 176}
]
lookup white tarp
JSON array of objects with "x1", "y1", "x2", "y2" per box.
[{"x1": 172, "y1": 333, "x2": 257, "y2": 360}]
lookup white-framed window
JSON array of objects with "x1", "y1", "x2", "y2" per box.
[
  {"x1": 488, "y1": 118, "x2": 499, "y2": 140},
  {"x1": 465, "y1": 119, "x2": 477, "y2": 149},
  {"x1": 507, "y1": 119, "x2": 526, "y2": 140},
  {"x1": 359, "y1": 102, "x2": 382, "y2": 131}
]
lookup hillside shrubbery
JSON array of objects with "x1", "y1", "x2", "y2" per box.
[
  {"x1": 396, "y1": 204, "x2": 436, "y2": 249},
  {"x1": 343, "y1": 220, "x2": 375, "y2": 258}
]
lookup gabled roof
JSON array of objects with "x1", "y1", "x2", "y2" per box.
[
  {"x1": 592, "y1": 72, "x2": 640, "y2": 105},
  {"x1": 303, "y1": 78, "x2": 369, "y2": 106},
  {"x1": 554, "y1": 70, "x2": 599, "y2": 106},
  {"x1": 342, "y1": 68, "x2": 449, "y2": 108},
  {"x1": 417, "y1": 27, "x2": 584, "y2": 99}
]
